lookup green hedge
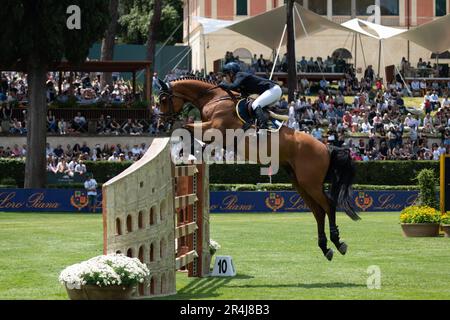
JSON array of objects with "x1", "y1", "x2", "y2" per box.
[
  {"x1": 210, "y1": 184, "x2": 419, "y2": 191},
  {"x1": 209, "y1": 161, "x2": 440, "y2": 186},
  {"x1": 0, "y1": 159, "x2": 439, "y2": 187}
]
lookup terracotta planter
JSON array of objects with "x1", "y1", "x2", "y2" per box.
[
  {"x1": 442, "y1": 225, "x2": 450, "y2": 238},
  {"x1": 401, "y1": 223, "x2": 440, "y2": 237},
  {"x1": 66, "y1": 285, "x2": 135, "y2": 300}
]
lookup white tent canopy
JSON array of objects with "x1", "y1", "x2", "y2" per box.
[
  {"x1": 342, "y1": 18, "x2": 407, "y2": 40},
  {"x1": 225, "y1": 3, "x2": 349, "y2": 49},
  {"x1": 194, "y1": 4, "x2": 450, "y2": 60},
  {"x1": 193, "y1": 16, "x2": 237, "y2": 34},
  {"x1": 399, "y1": 14, "x2": 450, "y2": 53}
]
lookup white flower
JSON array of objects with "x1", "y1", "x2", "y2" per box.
[
  {"x1": 209, "y1": 239, "x2": 221, "y2": 250},
  {"x1": 59, "y1": 254, "x2": 151, "y2": 288}
]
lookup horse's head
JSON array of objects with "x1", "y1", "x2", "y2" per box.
[{"x1": 157, "y1": 79, "x2": 185, "y2": 121}]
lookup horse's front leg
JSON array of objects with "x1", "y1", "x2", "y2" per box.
[{"x1": 183, "y1": 121, "x2": 213, "y2": 157}]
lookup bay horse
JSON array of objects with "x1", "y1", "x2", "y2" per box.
[{"x1": 157, "y1": 77, "x2": 360, "y2": 261}]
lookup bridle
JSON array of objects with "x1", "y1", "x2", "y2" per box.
[{"x1": 157, "y1": 80, "x2": 240, "y2": 122}]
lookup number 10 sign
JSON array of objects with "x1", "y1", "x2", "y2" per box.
[{"x1": 211, "y1": 256, "x2": 236, "y2": 277}]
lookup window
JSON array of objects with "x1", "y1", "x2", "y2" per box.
[
  {"x1": 356, "y1": 0, "x2": 375, "y2": 16},
  {"x1": 236, "y1": 0, "x2": 247, "y2": 16},
  {"x1": 436, "y1": 0, "x2": 447, "y2": 16},
  {"x1": 333, "y1": 0, "x2": 352, "y2": 15},
  {"x1": 308, "y1": 0, "x2": 327, "y2": 15},
  {"x1": 380, "y1": 0, "x2": 399, "y2": 16}
]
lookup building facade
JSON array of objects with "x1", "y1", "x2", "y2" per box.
[{"x1": 183, "y1": 0, "x2": 450, "y2": 78}]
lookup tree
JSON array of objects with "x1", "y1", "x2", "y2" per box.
[
  {"x1": 101, "y1": 0, "x2": 120, "y2": 87},
  {"x1": 0, "y1": 1, "x2": 109, "y2": 188},
  {"x1": 147, "y1": 0, "x2": 163, "y2": 78},
  {"x1": 119, "y1": 0, "x2": 183, "y2": 45}
]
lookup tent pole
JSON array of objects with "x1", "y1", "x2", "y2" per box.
[
  {"x1": 295, "y1": 4, "x2": 309, "y2": 37},
  {"x1": 287, "y1": 0, "x2": 297, "y2": 102},
  {"x1": 359, "y1": 34, "x2": 367, "y2": 71},
  {"x1": 354, "y1": 33, "x2": 358, "y2": 74},
  {"x1": 378, "y1": 39, "x2": 382, "y2": 77},
  {"x1": 203, "y1": 33, "x2": 208, "y2": 75},
  {"x1": 270, "y1": 24, "x2": 287, "y2": 80}
]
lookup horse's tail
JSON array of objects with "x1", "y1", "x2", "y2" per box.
[{"x1": 327, "y1": 147, "x2": 361, "y2": 221}]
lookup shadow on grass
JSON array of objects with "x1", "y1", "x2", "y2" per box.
[
  {"x1": 151, "y1": 274, "x2": 255, "y2": 300},
  {"x1": 226, "y1": 282, "x2": 366, "y2": 289}
]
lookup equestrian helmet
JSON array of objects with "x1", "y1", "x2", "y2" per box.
[{"x1": 223, "y1": 62, "x2": 241, "y2": 75}]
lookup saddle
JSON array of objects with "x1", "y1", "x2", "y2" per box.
[{"x1": 236, "y1": 97, "x2": 289, "y2": 132}]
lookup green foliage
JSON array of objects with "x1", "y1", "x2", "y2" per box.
[
  {"x1": 416, "y1": 169, "x2": 438, "y2": 208},
  {"x1": 0, "y1": 159, "x2": 25, "y2": 187},
  {"x1": 118, "y1": 0, "x2": 182, "y2": 45},
  {"x1": 0, "y1": 160, "x2": 132, "y2": 187},
  {"x1": 84, "y1": 161, "x2": 133, "y2": 183},
  {"x1": 0, "y1": 1, "x2": 110, "y2": 67},
  {"x1": 441, "y1": 213, "x2": 450, "y2": 225},
  {"x1": 209, "y1": 162, "x2": 439, "y2": 186},
  {"x1": 400, "y1": 206, "x2": 441, "y2": 224},
  {"x1": 0, "y1": 159, "x2": 438, "y2": 188},
  {"x1": 210, "y1": 184, "x2": 419, "y2": 191}
]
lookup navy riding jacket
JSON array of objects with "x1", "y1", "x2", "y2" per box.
[{"x1": 219, "y1": 72, "x2": 277, "y2": 96}]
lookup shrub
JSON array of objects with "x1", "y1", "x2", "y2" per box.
[
  {"x1": 416, "y1": 169, "x2": 438, "y2": 208},
  {"x1": 209, "y1": 184, "x2": 419, "y2": 192},
  {"x1": 441, "y1": 214, "x2": 450, "y2": 225},
  {"x1": 400, "y1": 206, "x2": 441, "y2": 224}
]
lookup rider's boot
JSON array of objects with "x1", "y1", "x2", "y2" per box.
[{"x1": 254, "y1": 106, "x2": 268, "y2": 130}]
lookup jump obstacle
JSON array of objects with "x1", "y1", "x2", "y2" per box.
[{"x1": 102, "y1": 138, "x2": 210, "y2": 298}]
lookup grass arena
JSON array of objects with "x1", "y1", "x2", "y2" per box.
[{"x1": 1, "y1": 211, "x2": 449, "y2": 300}]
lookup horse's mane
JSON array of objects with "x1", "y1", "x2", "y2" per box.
[{"x1": 171, "y1": 76, "x2": 218, "y2": 86}]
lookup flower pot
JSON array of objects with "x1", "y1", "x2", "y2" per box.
[
  {"x1": 66, "y1": 285, "x2": 135, "y2": 300},
  {"x1": 442, "y1": 225, "x2": 450, "y2": 238},
  {"x1": 401, "y1": 223, "x2": 440, "y2": 237}
]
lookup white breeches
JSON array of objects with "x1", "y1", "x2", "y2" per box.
[{"x1": 251, "y1": 85, "x2": 283, "y2": 110}]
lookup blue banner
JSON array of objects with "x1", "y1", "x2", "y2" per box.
[
  {"x1": 0, "y1": 189, "x2": 419, "y2": 213},
  {"x1": 0, "y1": 189, "x2": 102, "y2": 213},
  {"x1": 210, "y1": 191, "x2": 420, "y2": 213}
]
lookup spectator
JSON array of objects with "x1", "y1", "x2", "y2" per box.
[
  {"x1": 74, "y1": 160, "x2": 87, "y2": 175},
  {"x1": 53, "y1": 145, "x2": 64, "y2": 158},
  {"x1": 56, "y1": 158, "x2": 72, "y2": 176},
  {"x1": 80, "y1": 142, "x2": 91, "y2": 155},
  {"x1": 73, "y1": 112, "x2": 87, "y2": 132},
  {"x1": 84, "y1": 172, "x2": 98, "y2": 213}
]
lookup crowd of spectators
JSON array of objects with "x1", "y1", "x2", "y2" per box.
[
  {"x1": 0, "y1": 71, "x2": 137, "y2": 106},
  {"x1": 284, "y1": 78, "x2": 450, "y2": 161},
  {"x1": 1, "y1": 53, "x2": 450, "y2": 163},
  {"x1": 44, "y1": 142, "x2": 149, "y2": 176}
]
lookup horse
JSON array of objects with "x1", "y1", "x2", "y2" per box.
[{"x1": 157, "y1": 77, "x2": 360, "y2": 261}]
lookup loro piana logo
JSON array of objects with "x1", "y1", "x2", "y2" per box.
[
  {"x1": 70, "y1": 191, "x2": 89, "y2": 211},
  {"x1": 355, "y1": 192, "x2": 374, "y2": 211},
  {"x1": 265, "y1": 193, "x2": 285, "y2": 212}
]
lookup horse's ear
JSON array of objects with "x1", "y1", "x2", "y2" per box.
[{"x1": 158, "y1": 79, "x2": 168, "y2": 91}]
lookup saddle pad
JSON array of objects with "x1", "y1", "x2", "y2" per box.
[
  {"x1": 235, "y1": 99, "x2": 285, "y2": 133},
  {"x1": 236, "y1": 98, "x2": 254, "y2": 124}
]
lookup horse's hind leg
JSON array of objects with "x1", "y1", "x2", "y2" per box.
[
  {"x1": 328, "y1": 203, "x2": 348, "y2": 255},
  {"x1": 306, "y1": 185, "x2": 348, "y2": 256},
  {"x1": 294, "y1": 183, "x2": 334, "y2": 261}
]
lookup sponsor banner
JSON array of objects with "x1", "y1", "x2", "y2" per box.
[
  {"x1": 0, "y1": 189, "x2": 102, "y2": 213},
  {"x1": 0, "y1": 189, "x2": 418, "y2": 213},
  {"x1": 210, "y1": 191, "x2": 419, "y2": 213}
]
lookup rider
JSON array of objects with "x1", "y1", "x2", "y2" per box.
[{"x1": 218, "y1": 62, "x2": 282, "y2": 129}]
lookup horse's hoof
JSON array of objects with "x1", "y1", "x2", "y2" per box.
[
  {"x1": 325, "y1": 249, "x2": 334, "y2": 261},
  {"x1": 338, "y1": 242, "x2": 348, "y2": 255}
]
